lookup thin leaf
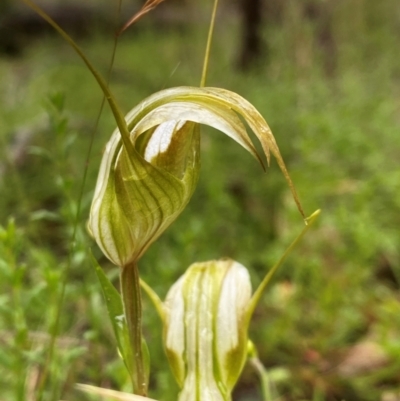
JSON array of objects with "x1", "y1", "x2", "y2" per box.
[{"x1": 89, "y1": 253, "x2": 135, "y2": 384}]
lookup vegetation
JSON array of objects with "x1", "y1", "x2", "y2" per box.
[{"x1": 0, "y1": 0, "x2": 399, "y2": 400}]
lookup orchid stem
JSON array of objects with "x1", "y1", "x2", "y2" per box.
[
  {"x1": 247, "y1": 341, "x2": 273, "y2": 401},
  {"x1": 121, "y1": 263, "x2": 147, "y2": 396},
  {"x1": 250, "y1": 358, "x2": 273, "y2": 401}
]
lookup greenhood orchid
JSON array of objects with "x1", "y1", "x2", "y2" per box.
[
  {"x1": 22, "y1": 1, "x2": 312, "y2": 398},
  {"x1": 87, "y1": 86, "x2": 305, "y2": 267}
]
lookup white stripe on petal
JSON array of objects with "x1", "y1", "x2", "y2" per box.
[{"x1": 144, "y1": 120, "x2": 186, "y2": 162}]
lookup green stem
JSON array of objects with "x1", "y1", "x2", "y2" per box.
[
  {"x1": 120, "y1": 263, "x2": 147, "y2": 396},
  {"x1": 250, "y1": 357, "x2": 273, "y2": 401},
  {"x1": 200, "y1": 0, "x2": 219, "y2": 87},
  {"x1": 247, "y1": 341, "x2": 272, "y2": 401}
]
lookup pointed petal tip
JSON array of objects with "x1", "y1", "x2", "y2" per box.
[{"x1": 304, "y1": 209, "x2": 321, "y2": 226}]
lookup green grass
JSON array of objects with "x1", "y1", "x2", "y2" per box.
[{"x1": 1, "y1": 3, "x2": 400, "y2": 400}]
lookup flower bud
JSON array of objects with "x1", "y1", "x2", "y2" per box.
[{"x1": 163, "y1": 259, "x2": 252, "y2": 401}]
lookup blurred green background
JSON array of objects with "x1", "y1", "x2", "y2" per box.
[{"x1": 0, "y1": 0, "x2": 400, "y2": 400}]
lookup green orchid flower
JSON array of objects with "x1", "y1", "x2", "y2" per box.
[{"x1": 88, "y1": 86, "x2": 304, "y2": 267}]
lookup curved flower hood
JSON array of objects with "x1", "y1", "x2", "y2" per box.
[{"x1": 88, "y1": 87, "x2": 303, "y2": 267}]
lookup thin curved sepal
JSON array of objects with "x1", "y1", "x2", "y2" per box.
[
  {"x1": 140, "y1": 278, "x2": 166, "y2": 321},
  {"x1": 245, "y1": 209, "x2": 321, "y2": 324},
  {"x1": 22, "y1": 0, "x2": 133, "y2": 154}
]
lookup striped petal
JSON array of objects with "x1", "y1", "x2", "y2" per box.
[{"x1": 163, "y1": 259, "x2": 251, "y2": 401}]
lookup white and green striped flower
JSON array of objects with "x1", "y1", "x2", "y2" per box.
[
  {"x1": 163, "y1": 259, "x2": 251, "y2": 401},
  {"x1": 88, "y1": 86, "x2": 304, "y2": 267}
]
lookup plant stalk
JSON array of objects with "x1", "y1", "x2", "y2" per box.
[
  {"x1": 120, "y1": 262, "x2": 147, "y2": 396},
  {"x1": 250, "y1": 357, "x2": 273, "y2": 401},
  {"x1": 200, "y1": 0, "x2": 219, "y2": 87}
]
